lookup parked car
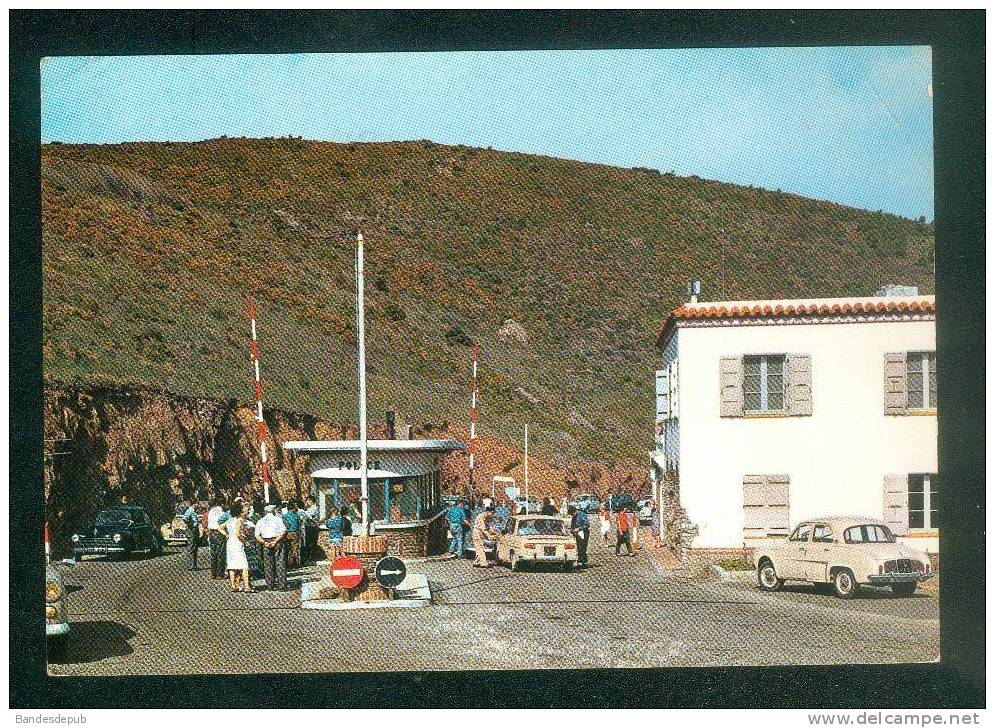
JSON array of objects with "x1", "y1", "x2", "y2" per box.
[
  {"x1": 636, "y1": 497, "x2": 655, "y2": 525},
  {"x1": 463, "y1": 505, "x2": 513, "y2": 558},
  {"x1": 497, "y1": 515, "x2": 577, "y2": 572},
  {"x1": 46, "y1": 562, "x2": 71, "y2": 652},
  {"x1": 72, "y1": 505, "x2": 163, "y2": 560},
  {"x1": 160, "y1": 501, "x2": 207, "y2": 545},
  {"x1": 513, "y1": 496, "x2": 541, "y2": 514},
  {"x1": 754, "y1": 516, "x2": 935, "y2": 599},
  {"x1": 571, "y1": 494, "x2": 601, "y2": 513},
  {"x1": 609, "y1": 493, "x2": 637, "y2": 513}
]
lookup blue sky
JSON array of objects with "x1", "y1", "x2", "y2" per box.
[{"x1": 41, "y1": 47, "x2": 933, "y2": 220}]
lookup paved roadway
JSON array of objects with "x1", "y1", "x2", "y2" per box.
[{"x1": 47, "y1": 535, "x2": 939, "y2": 675}]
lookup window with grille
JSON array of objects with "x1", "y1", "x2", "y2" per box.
[
  {"x1": 906, "y1": 351, "x2": 937, "y2": 410},
  {"x1": 908, "y1": 473, "x2": 938, "y2": 529},
  {"x1": 744, "y1": 354, "x2": 786, "y2": 413}
]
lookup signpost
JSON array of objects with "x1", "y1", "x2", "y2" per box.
[
  {"x1": 330, "y1": 555, "x2": 364, "y2": 590},
  {"x1": 374, "y1": 556, "x2": 407, "y2": 590}
]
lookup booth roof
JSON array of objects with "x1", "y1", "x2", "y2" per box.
[{"x1": 281, "y1": 439, "x2": 466, "y2": 453}]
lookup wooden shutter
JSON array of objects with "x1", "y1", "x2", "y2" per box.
[
  {"x1": 884, "y1": 352, "x2": 908, "y2": 415},
  {"x1": 742, "y1": 475, "x2": 767, "y2": 537},
  {"x1": 785, "y1": 354, "x2": 813, "y2": 416},
  {"x1": 670, "y1": 360, "x2": 680, "y2": 419},
  {"x1": 765, "y1": 475, "x2": 791, "y2": 535},
  {"x1": 655, "y1": 368, "x2": 670, "y2": 421},
  {"x1": 720, "y1": 356, "x2": 744, "y2": 417},
  {"x1": 743, "y1": 474, "x2": 791, "y2": 537},
  {"x1": 883, "y1": 474, "x2": 909, "y2": 535}
]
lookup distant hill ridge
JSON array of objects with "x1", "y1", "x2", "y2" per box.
[{"x1": 41, "y1": 137, "x2": 934, "y2": 467}]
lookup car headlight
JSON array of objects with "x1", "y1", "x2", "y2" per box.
[
  {"x1": 113, "y1": 533, "x2": 123, "y2": 543},
  {"x1": 46, "y1": 580, "x2": 63, "y2": 603},
  {"x1": 71, "y1": 534, "x2": 80, "y2": 543}
]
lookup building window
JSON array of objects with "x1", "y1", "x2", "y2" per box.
[
  {"x1": 744, "y1": 355, "x2": 785, "y2": 413},
  {"x1": 908, "y1": 473, "x2": 938, "y2": 529},
  {"x1": 906, "y1": 351, "x2": 936, "y2": 410}
]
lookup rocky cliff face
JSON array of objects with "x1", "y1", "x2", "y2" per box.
[
  {"x1": 43, "y1": 384, "x2": 648, "y2": 556},
  {"x1": 43, "y1": 384, "x2": 344, "y2": 556}
]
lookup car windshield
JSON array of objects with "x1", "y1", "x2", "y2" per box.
[
  {"x1": 96, "y1": 510, "x2": 132, "y2": 526},
  {"x1": 517, "y1": 519, "x2": 565, "y2": 536},
  {"x1": 844, "y1": 524, "x2": 896, "y2": 544}
]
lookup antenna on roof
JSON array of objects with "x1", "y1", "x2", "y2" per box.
[{"x1": 686, "y1": 280, "x2": 702, "y2": 305}]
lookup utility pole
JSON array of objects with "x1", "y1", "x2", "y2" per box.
[
  {"x1": 356, "y1": 231, "x2": 370, "y2": 536},
  {"x1": 524, "y1": 424, "x2": 529, "y2": 513}
]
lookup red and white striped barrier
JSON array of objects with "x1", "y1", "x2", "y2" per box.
[
  {"x1": 468, "y1": 345, "x2": 478, "y2": 491},
  {"x1": 248, "y1": 297, "x2": 271, "y2": 504}
]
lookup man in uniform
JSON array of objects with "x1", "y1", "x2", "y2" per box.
[{"x1": 255, "y1": 504, "x2": 288, "y2": 591}]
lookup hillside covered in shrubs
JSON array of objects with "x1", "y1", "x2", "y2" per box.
[{"x1": 42, "y1": 137, "x2": 934, "y2": 472}]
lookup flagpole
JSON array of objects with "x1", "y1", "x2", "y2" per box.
[
  {"x1": 356, "y1": 231, "x2": 370, "y2": 536},
  {"x1": 524, "y1": 423, "x2": 529, "y2": 513}
]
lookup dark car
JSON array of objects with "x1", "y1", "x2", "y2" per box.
[
  {"x1": 609, "y1": 494, "x2": 637, "y2": 513},
  {"x1": 72, "y1": 505, "x2": 162, "y2": 560}
]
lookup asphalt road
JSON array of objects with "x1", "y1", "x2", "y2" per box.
[{"x1": 47, "y1": 535, "x2": 939, "y2": 675}]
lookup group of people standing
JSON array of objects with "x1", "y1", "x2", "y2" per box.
[
  {"x1": 180, "y1": 496, "x2": 321, "y2": 593},
  {"x1": 596, "y1": 504, "x2": 640, "y2": 556}
]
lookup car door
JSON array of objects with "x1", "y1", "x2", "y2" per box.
[
  {"x1": 783, "y1": 523, "x2": 813, "y2": 579},
  {"x1": 806, "y1": 523, "x2": 835, "y2": 582}
]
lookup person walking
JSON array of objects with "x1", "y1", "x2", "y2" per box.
[
  {"x1": 181, "y1": 501, "x2": 202, "y2": 571},
  {"x1": 615, "y1": 508, "x2": 634, "y2": 557},
  {"x1": 255, "y1": 504, "x2": 288, "y2": 591},
  {"x1": 598, "y1": 505, "x2": 612, "y2": 547},
  {"x1": 206, "y1": 498, "x2": 227, "y2": 579},
  {"x1": 447, "y1": 498, "x2": 469, "y2": 558},
  {"x1": 224, "y1": 502, "x2": 252, "y2": 593},
  {"x1": 324, "y1": 506, "x2": 345, "y2": 561},
  {"x1": 282, "y1": 500, "x2": 303, "y2": 569},
  {"x1": 630, "y1": 510, "x2": 640, "y2": 552},
  {"x1": 567, "y1": 505, "x2": 590, "y2": 568},
  {"x1": 471, "y1": 506, "x2": 498, "y2": 568}
]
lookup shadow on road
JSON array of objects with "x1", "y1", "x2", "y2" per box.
[
  {"x1": 47, "y1": 620, "x2": 136, "y2": 665},
  {"x1": 777, "y1": 583, "x2": 933, "y2": 600}
]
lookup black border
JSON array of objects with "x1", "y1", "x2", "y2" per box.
[{"x1": 10, "y1": 10, "x2": 985, "y2": 709}]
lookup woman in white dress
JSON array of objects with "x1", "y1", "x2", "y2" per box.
[
  {"x1": 599, "y1": 505, "x2": 611, "y2": 547},
  {"x1": 225, "y1": 502, "x2": 252, "y2": 593}
]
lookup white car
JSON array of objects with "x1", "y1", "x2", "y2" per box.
[
  {"x1": 496, "y1": 515, "x2": 577, "y2": 571},
  {"x1": 46, "y1": 563, "x2": 71, "y2": 652},
  {"x1": 636, "y1": 497, "x2": 655, "y2": 525},
  {"x1": 754, "y1": 516, "x2": 934, "y2": 599}
]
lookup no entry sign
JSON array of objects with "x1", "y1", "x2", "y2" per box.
[
  {"x1": 330, "y1": 556, "x2": 364, "y2": 590},
  {"x1": 374, "y1": 556, "x2": 407, "y2": 589}
]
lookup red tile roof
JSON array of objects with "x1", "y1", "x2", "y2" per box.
[{"x1": 656, "y1": 295, "x2": 936, "y2": 348}]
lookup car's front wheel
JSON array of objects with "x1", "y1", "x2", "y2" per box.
[
  {"x1": 891, "y1": 582, "x2": 917, "y2": 597},
  {"x1": 832, "y1": 568, "x2": 859, "y2": 599},
  {"x1": 757, "y1": 559, "x2": 783, "y2": 591}
]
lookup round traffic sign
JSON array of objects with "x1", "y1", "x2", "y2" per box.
[
  {"x1": 374, "y1": 556, "x2": 407, "y2": 589},
  {"x1": 330, "y1": 556, "x2": 364, "y2": 589}
]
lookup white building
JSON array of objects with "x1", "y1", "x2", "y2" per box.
[{"x1": 650, "y1": 293, "x2": 938, "y2": 554}]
